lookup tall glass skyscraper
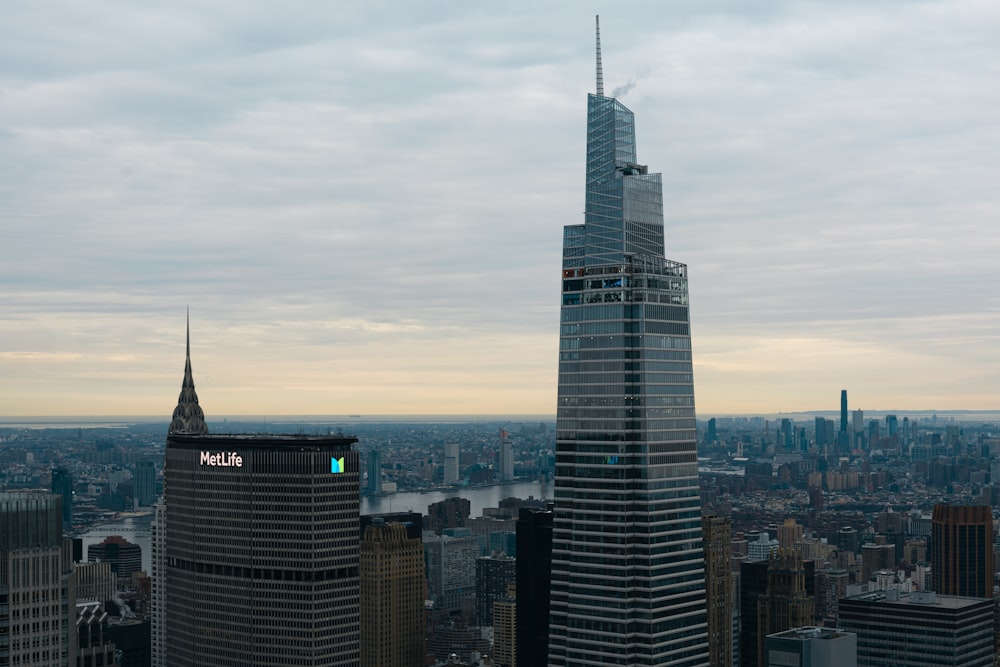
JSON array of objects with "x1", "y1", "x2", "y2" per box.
[{"x1": 547, "y1": 17, "x2": 709, "y2": 667}]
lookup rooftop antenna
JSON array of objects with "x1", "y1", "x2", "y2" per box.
[{"x1": 595, "y1": 15, "x2": 604, "y2": 97}]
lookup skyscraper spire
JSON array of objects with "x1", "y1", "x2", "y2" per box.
[
  {"x1": 169, "y1": 308, "x2": 208, "y2": 435},
  {"x1": 595, "y1": 15, "x2": 604, "y2": 97}
]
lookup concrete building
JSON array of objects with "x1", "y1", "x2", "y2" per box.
[
  {"x1": 444, "y1": 443, "x2": 460, "y2": 485},
  {"x1": 491, "y1": 584, "x2": 516, "y2": 667},
  {"x1": 150, "y1": 503, "x2": 166, "y2": 667},
  {"x1": 757, "y1": 552, "x2": 815, "y2": 667},
  {"x1": 366, "y1": 449, "x2": 382, "y2": 496},
  {"x1": 475, "y1": 553, "x2": 516, "y2": 627},
  {"x1": 498, "y1": 429, "x2": 514, "y2": 482},
  {"x1": 748, "y1": 531, "x2": 780, "y2": 561},
  {"x1": 360, "y1": 519, "x2": 426, "y2": 667},
  {"x1": 764, "y1": 626, "x2": 857, "y2": 667},
  {"x1": 0, "y1": 493, "x2": 77, "y2": 666},
  {"x1": 839, "y1": 590, "x2": 993, "y2": 666},
  {"x1": 88, "y1": 535, "x2": 142, "y2": 576},
  {"x1": 702, "y1": 514, "x2": 733, "y2": 667},
  {"x1": 428, "y1": 497, "x2": 470, "y2": 535},
  {"x1": 75, "y1": 561, "x2": 115, "y2": 604},
  {"x1": 424, "y1": 533, "x2": 479, "y2": 614},
  {"x1": 860, "y1": 542, "x2": 895, "y2": 584},
  {"x1": 777, "y1": 518, "x2": 803, "y2": 551}
]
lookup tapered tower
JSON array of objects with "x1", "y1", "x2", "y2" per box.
[
  {"x1": 547, "y1": 17, "x2": 709, "y2": 667},
  {"x1": 169, "y1": 311, "x2": 208, "y2": 435}
]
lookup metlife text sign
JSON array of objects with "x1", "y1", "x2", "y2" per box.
[{"x1": 200, "y1": 451, "x2": 244, "y2": 467}]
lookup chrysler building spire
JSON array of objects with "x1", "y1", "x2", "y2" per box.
[{"x1": 168, "y1": 309, "x2": 208, "y2": 435}]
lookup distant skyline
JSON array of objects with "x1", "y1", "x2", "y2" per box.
[{"x1": 3, "y1": 3, "x2": 999, "y2": 417}]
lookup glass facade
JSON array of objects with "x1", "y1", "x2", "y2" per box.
[{"x1": 548, "y1": 92, "x2": 709, "y2": 667}]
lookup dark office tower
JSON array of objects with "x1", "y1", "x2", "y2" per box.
[
  {"x1": 839, "y1": 390, "x2": 848, "y2": 433},
  {"x1": 88, "y1": 535, "x2": 143, "y2": 576},
  {"x1": 367, "y1": 448, "x2": 382, "y2": 496},
  {"x1": 160, "y1": 327, "x2": 361, "y2": 667},
  {"x1": 360, "y1": 520, "x2": 426, "y2": 667},
  {"x1": 931, "y1": 504, "x2": 993, "y2": 598},
  {"x1": 780, "y1": 418, "x2": 793, "y2": 450},
  {"x1": 134, "y1": 460, "x2": 156, "y2": 506},
  {"x1": 702, "y1": 514, "x2": 734, "y2": 667},
  {"x1": 739, "y1": 559, "x2": 772, "y2": 667},
  {"x1": 837, "y1": 390, "x2": 849, "y2": 454},
  {"x1": 814, "y1": 417, "x2": 827, "y2": 448},
  {"x1": 427, "y1": 497, "x2": 470, "y2": 535},
  {"x1": 860, "y1": 542, "x2": 895, "y2": 584},
  {"x1": 836, "y1": 526, "x2": 860, "y2": 555},
  {"x1": 51, "y1": 466, "x2": 73, "y2": 530},
  {"x1": 707, "y1": 417, "x2": 717, "y2": 442},
  {"x1": 165, "y1": 433, "x2": 359, "y2": 666},
  {"x1": 515, "y1": 507, "x2": 552, "y2": 667},
  {"x1": 840, "y1": 590, "x2": 993, "y2": 667},
  {"x1": 756, "y1": 552, "x2": 815, "y2": 667},
  {"x1": 548, "y1": 17, "x2": 708, "y2": 667},
  {"x1": 0, "y1": 493, "x2": 77, "y2": 666},
  {"x1": 475, "y1": 553, "x2": 516, "y2": 627}
]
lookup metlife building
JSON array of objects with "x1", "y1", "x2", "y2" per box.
[{"x1": 163, "y1": 433, "x2": 360, "y2": 667}]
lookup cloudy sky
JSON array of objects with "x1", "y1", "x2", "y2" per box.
[{"x1": 2, "y1": 1, "x2": 998, "y2": 417}]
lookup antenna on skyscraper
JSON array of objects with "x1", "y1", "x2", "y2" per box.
[{"x1": 595, "y1": 15, "x2": 604, "y2": 96}]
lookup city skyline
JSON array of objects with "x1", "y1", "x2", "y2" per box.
[{"x1": 3, "y1": 3, "x2": 999, "y2": 417}]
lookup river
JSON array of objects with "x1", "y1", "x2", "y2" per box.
[{"x1": 361, "y1": 480, "x2": 551, "y2": 517}]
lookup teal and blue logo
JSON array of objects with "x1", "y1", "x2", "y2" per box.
[{"x1": 330, "y1": 456, "x2": 345, "y2": 474}]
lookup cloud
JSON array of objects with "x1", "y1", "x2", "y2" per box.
[{"x1": 1, "y1": 2, "x2": 998, "y2": 415}]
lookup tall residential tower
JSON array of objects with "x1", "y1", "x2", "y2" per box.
[{"x1": 547, "y1": 17, "x2": 709, "y2": 667}]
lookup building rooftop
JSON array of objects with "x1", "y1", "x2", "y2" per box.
[
  {"x1": 769, "y1": 626, "x2": 853, "y2": 642},
  {"x1": 167, "y1": 432, "x2": 358, "y2": 448},
  {"x1": 844, "y1": 590, "x2": 991, "y2": 609}
]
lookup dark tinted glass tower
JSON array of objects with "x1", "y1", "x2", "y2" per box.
[
  {"x1": 931, "y1": 504, "x2": 993, "y2": 598},
  {"x1": 51, "y1": 467, "x2": 73, "y2": 530},
  {"x1": 515, "y1": 507, "x2": 552, "y2": 667},
  {"x1": 547, "y1": 17, "x2": 708, "y2": 667}
]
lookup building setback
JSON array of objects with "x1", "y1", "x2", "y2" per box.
[
  {"x1": 360, "y1": 520, "x2": 426, "y2": 667},
  {"x1": 839, "y1": 590, "x2": 993, "y2": 667},
  {"x1": 547, "y1": 17, "x2": 708, "y2": 667},
  {"x1": 0, "y1": 493, "x2": 76, "y2": 666}
]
